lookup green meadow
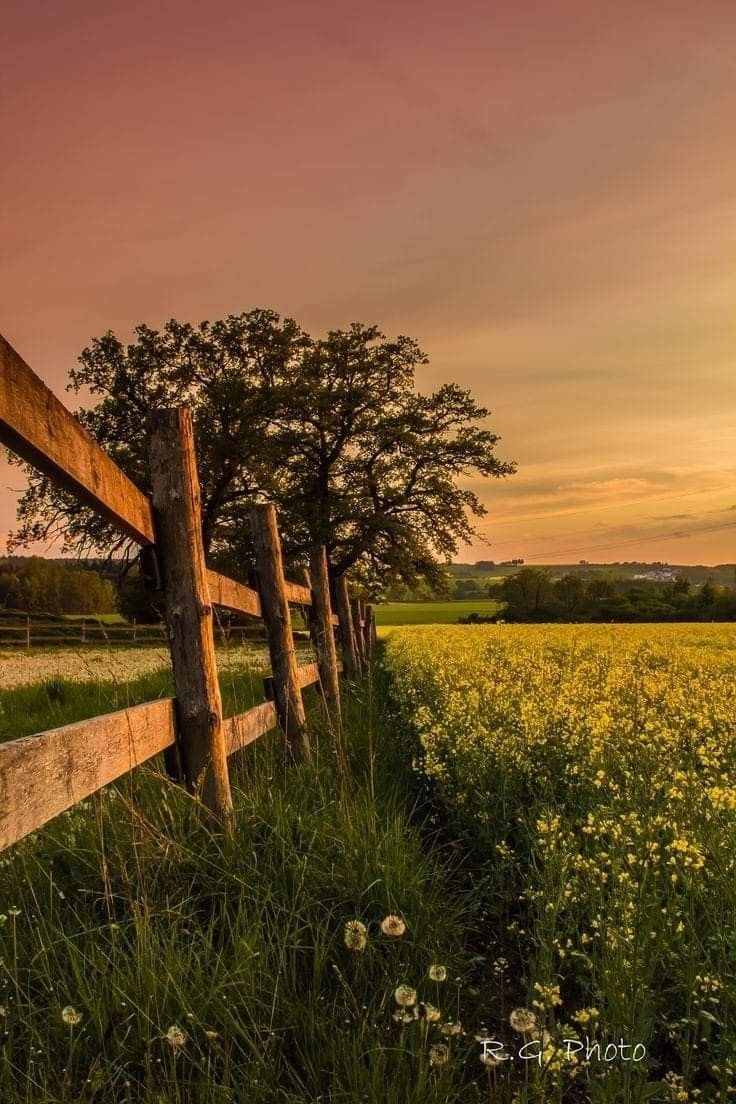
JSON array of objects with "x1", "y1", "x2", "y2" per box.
[{"x1": 374, "y1": 599, "x2": 503, "y2": 626}]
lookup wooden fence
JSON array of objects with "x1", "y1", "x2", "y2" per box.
[{"x1": 0, "y1": 334, "x2": 377, "y2": 848}]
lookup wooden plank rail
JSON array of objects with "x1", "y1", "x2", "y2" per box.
[
  {"x1": 206, "y1": 569, "x2": 262, "y2": 618},
  {"x1": 0, "y1": 661, "x2": 333, "y2": 850},
  {"x1": 0, "y1": 335, "x2": 156, "y2": 545},
  {"x1": 0, "y1": 699, "x2": 177, "y2": 851}
]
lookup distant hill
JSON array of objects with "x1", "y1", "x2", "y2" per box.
[{"x1": 449, "y1": 561, "x2": 736, "y2": 586}]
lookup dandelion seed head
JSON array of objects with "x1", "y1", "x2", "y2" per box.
[
  {"x1": 381, "y1": 914, "x2": 406, "y2": 938},
  {"x1": 509, "y1": 1007, "x2": 537, "y2": 1034},
  {"x1": 166, "y1": 1024, "x2": 188, "y2": 1048},
  {"x1": 394, "y1": 984, "x2": 417, "y2": 1007},
  {"x1": 343, "y1": 920, "x2": 368, "y2": 951},
  {"x1": 429, "y1": 1042, "x2": 450, "y2": 1067}
]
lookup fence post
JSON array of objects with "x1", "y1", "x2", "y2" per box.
[
  {"x1": 306, "y1": 546, "x2": 341, "y2": 713},
  {"x1": 351, "y1": 597, "x2": 366, "y2": 668},
  {"x1": 249, "y1": 503, "x2": 310, "y2": 764},
  {"x1": 149, "y1": 408, "x2": 233, "y2": 828},
  {"x1": 334, "y1": 575, "x2": 359, "y2": 678},
  {"x1": 363, "y1": 603, "x2": 374, "y2": 660}
]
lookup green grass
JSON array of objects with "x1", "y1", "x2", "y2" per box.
[
  {"x1": 0, "y1": 665, "x2": 489, "y2": 1104},
  {"x1": 0, "y1": 661, "x2": 269, "y2": 745},
  {"x1": 375, "y1": 599, "x2": 502, "y2": 626}
]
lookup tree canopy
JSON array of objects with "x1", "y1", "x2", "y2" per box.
[{"x1": 8, "y1": 310, "x2": 515, "y2": 592}]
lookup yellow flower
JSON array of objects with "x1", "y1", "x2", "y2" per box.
[
  {"x1": 394, "y1": 985, "x2": 417, "y2": 1007},
  {"x1": 428, "y1": 964, "x2": 447, "y2": 982},
  {"x1": 422, "y1": 1003, "x2": 441, "y2": 1022},
  {"x1": 61, "y1": 1006, "x2": 82, "y2": 1027}
]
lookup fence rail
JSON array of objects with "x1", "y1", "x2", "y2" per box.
[{"x1": 0, "y1": 333, "x2": 374, "y2": 847}]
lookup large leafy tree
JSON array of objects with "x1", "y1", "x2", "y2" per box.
[
  {"x1": 8, "y1": 311, "x2": 515, "y2": 591},
  {"x1": 9, "y1": 310, "x2": 307, "y2": 566},
  {"x1": 271, "y1": 323, "x2": 515, "y2": 590}
]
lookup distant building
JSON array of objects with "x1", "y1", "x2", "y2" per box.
[{"x1": 632, "y1": 568, "x2": 675, "y2": 582}]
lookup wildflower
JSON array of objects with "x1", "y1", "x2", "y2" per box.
[
  {"x1": 165, "y1": 1024, "x2": 188, "y2": 1049},
  {"x1": 61, "y1": 1006, "x2": 82, "y2": 1027},
  {"x1": 393, "y1": 1009, "x2": 415, "y2": 1024},
  {"x1": 381, "y1": 914, "x2": 406, "y2": 938},
  {"x1": 440, "y1": 1020, "x2": 462, "y2": 1036},
  {"x1": 509, "y1": 1008, "x2": 537, "y2": 1034},
  {"x1": 428, "y1": 964, "x2": 447, "y2": 982},
  {"x1": 574, "y1": 1007, "x2": 600, "y2": 1027},
  {"x1": 422, "y1": 1002, "x2": 441, "y2": 1022},
  {"x1": 8, "y1": 908, "x2": 20, "y2": 918},
  {"x1": 204, "y1": 1030, "x2": 220, "y2": 1041},
  {"x1": 533, "y1": 982, "x2": 562, "y2": 1009},
  {"x1": 429, "y1": 1043, "x2": 450, "y2": 1066},
  {"x1": 394, "y1": 985, "x2": 417, "y2": 1007},
  {"x1": 343, "y1": 920, "x2": 368, "y2": 951}
]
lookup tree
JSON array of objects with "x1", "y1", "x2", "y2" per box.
[
  {"x1": 500, "y1": 568, "x2": 553, "y2": 618},
  {"x1": 8, "y1": 312, "x2": 515, "y2": 592},
  {"x1": 554, "y1": 573, "x2": 585, "y2": 615},
  {"x1": 8, "y1": 311, "x2": 307, "y2": 563},
  {"x1": 270, "y1": 323, "x2": 515, "y2": 590}
]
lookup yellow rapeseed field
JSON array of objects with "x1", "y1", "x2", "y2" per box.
[{"x1": 385, "y1": 624, "x2": 736, "y2": 1100}]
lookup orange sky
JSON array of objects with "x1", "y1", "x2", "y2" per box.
[{"x1": 3, "y1": 0, "x2": 736, "y2": 565}]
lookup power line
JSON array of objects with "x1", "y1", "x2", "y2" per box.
[{"x1": 520, "y1": 519, "x2": 736, "y2": 563}]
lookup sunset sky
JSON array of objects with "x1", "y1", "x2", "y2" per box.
[{"x1": 3, "y1": 0, "x2": 736, "y2": 564}]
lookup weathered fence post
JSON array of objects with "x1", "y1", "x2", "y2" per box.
[
  {"x1": 334, "y1": 575, "x2": 360, "y2": 678},
  {"x1": 351, "y1": 597, "x2": 366, "y2": 668},
  {"x1": 149, "y1": 408, "x2": 234, "y2": 828},
  {"x1": 305, "y1": 546, "x2": 341, "y2": 712},
  {"x1": 249, "y1": 503, "x2": 310, "y2": 763},
  {"x1": 363, "y1": 603, "x2": 374, "y2": 660}
]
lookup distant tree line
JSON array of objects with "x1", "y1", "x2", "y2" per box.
[
  {"x1": 460, "y1": 567, "x2": 736, "y2": 623},
  {"x1": 0, "y1": 557, "x2": 117, "y2": 615}
]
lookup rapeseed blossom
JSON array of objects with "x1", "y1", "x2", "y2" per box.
[{"x1": 385, "y1": 623, "x2": 736, "y2": 1096}]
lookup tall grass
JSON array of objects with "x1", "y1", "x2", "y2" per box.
[{"x1": 0, "y1": 669, "x2": 485, "y2": 1103}]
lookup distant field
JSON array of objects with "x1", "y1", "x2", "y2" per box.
[{"x1": 375, "y1": 598, "x2": 503, "y2": 625}]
